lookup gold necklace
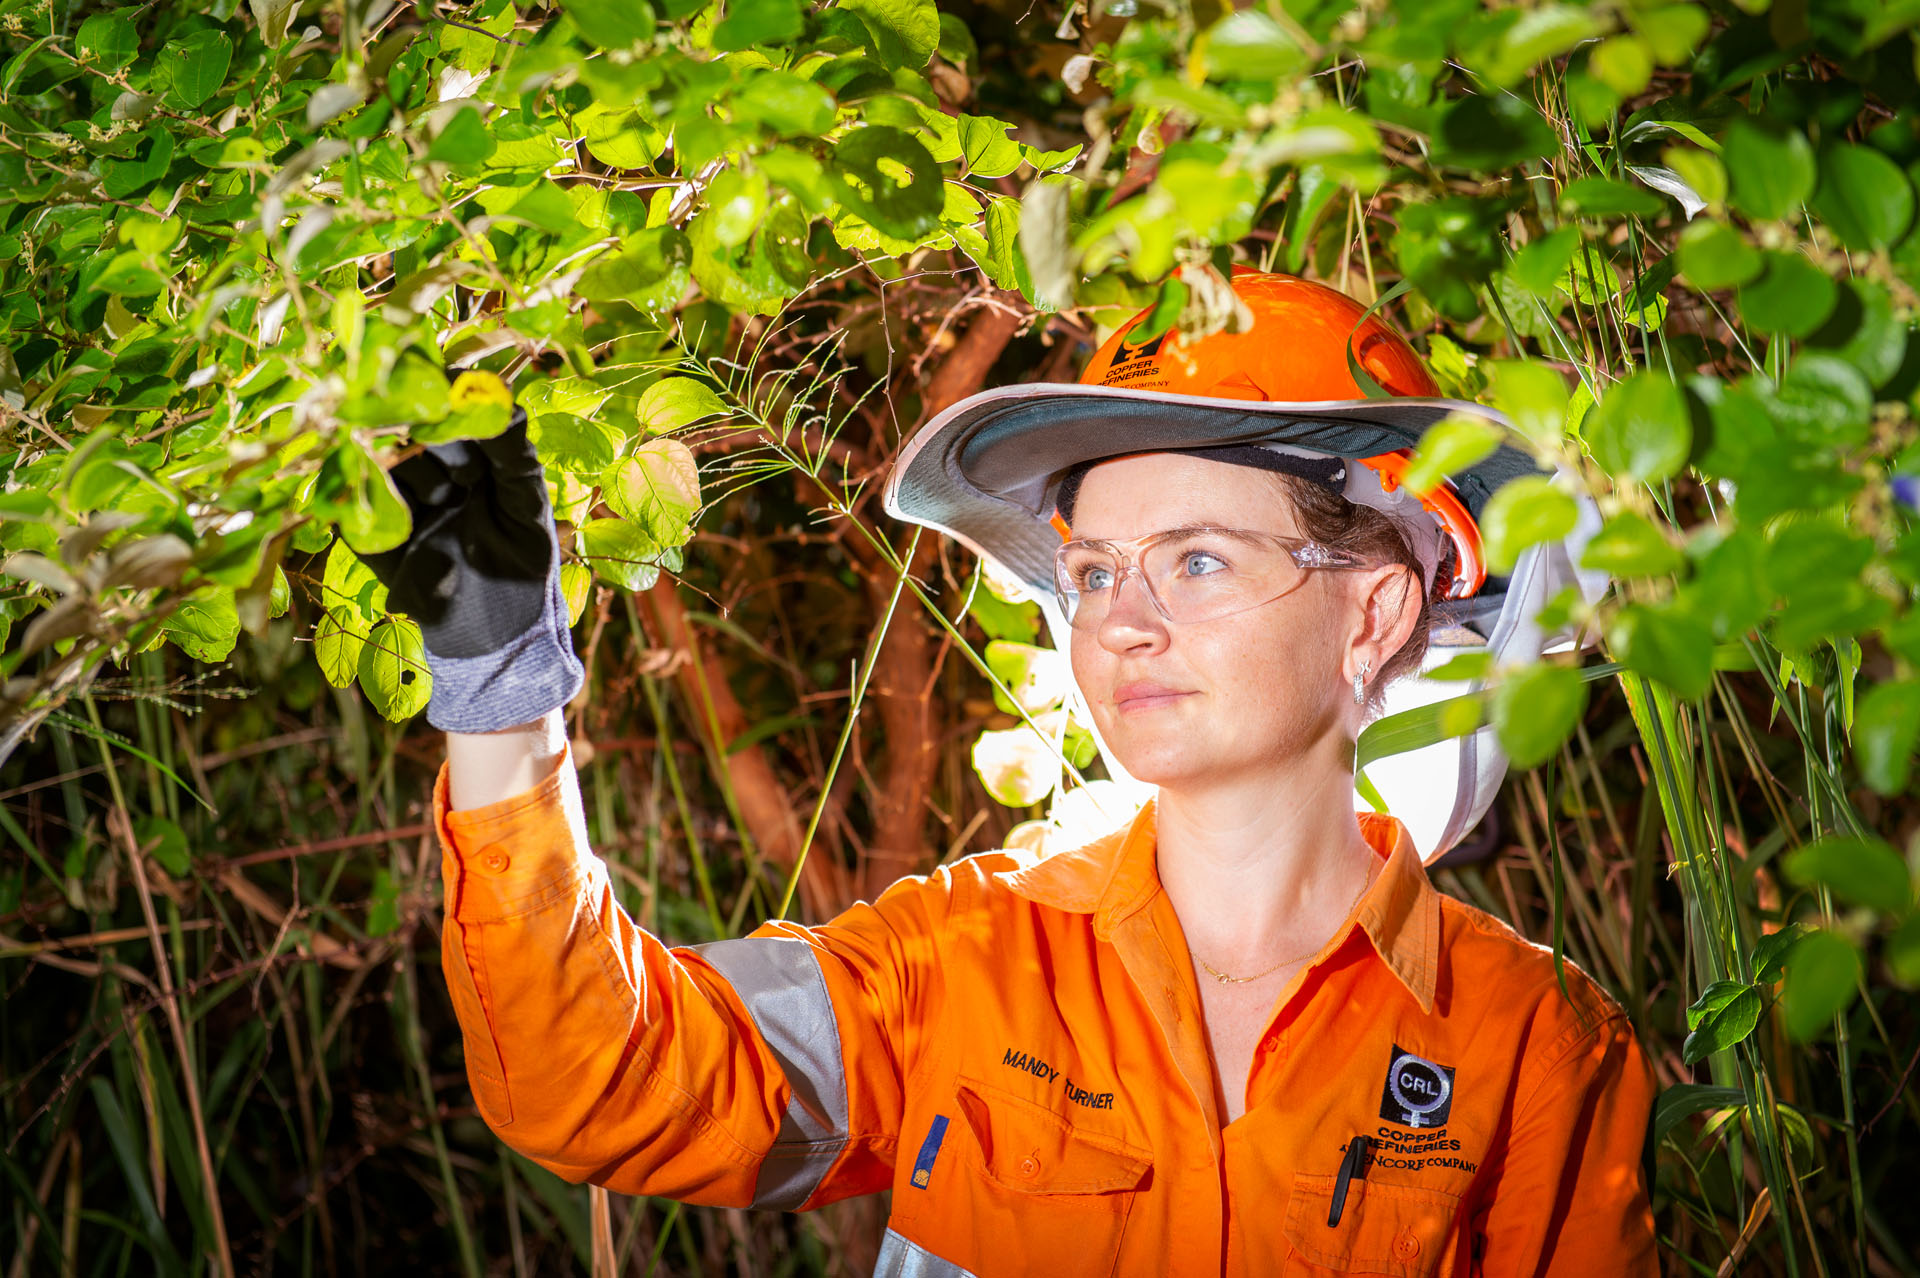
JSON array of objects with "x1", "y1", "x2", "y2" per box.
[{"x1": 1196, "y1": 859, "x2": 1379, "y2": 985}]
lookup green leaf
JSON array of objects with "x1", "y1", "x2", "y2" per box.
[
  {"x1": 322, "y1": 539, "x2": 387, "y2": 617},
  {"x1": 315, "y1": 608, "x2": 365, "y2": 688},
  {"x1": 323, "y1": 441, "x2": 412, "y2": 556},
  {"x1": 1698, "y1": 531, "x2": 1786, "y2": 634},
  {"x1": 1486, "y1": 360, "x2": 1570, "y2": 451},
  {"x1": 1652, "y1": 1083, "x2": 1746, "y2": 1146},
  {"x1": 830, "y1": 127, "x2": 944, "y2": 240},
  {"x1": 1806, "y1": 281, "x2": 1908, "y2": 389},
  {"x1": 1675, "y1": 219, "x2": 1760, "y2": 289},
  {"x1": 1508, "y1": 227, "x2": 1582, "y2": 297},
  {"x1": 1888, "y1": 915, "x2": 1920, "y2": 988},
  {"x1": 1580, "y1": 510, "x2": 1682, "y2": 577},
  {"x1": 1609, "y1": 602, "x2": 1714, "y2": 699},
  {"x1": 160, "y1": 30, "x2": 231, "y2": 109},
  {"x1": 579, "y1": 517, "x2": 664, "y2": 591},
  {"x1": 734, "y1": 71, "x2": 837, "y2": 137},
  {"x1": 576, "y1": 228, "x2": 693, "y2": 321},
  {"x1": 1588, "y1": 36, "x2": 1652, "y2": 97},
  {"x1": 969, "y1": 585, "x2": 1039, "y2": 642},
  {"x1": 92, "y1": 252, "x2": 168, "y2": 297},
  {"x1": 568, "y1": 0, "x2": 656, "y2": 49},
  {"x1": 705, "y1": 169, "x2": 770, "y2": 248},
  {"x1": 367, "y1": 867, "x2": 401, "y2": 936},
  {"x1": 971, "y1": 719, "x2": 1063, "y2": 807},
  {"x1": 1723, "y1": 118, "x2": 1815, "y2": 222},
  {"x1": 1809, "y1": 144, "x2": 1915, "y2": 253},
  {"x1": 161, "y1": 594, "x2": 240, "y2": 663},
  {"x1": 1586, "y1": 372, "x2": 1690, "y2": 484},
  {"x1": 1433, "y1": 93, "x2": 1558, "y2": 171},
  {"x1": 1357, "y1": 690, "x2": 1487, "y2": 772},
  {"x1": 1854, "y1": 679, "x2": 1920, "y2": 795},
  {"x1": 836, "y1": 0, "x2": 939, "y2": 68},
  {"x1": 1401, "y1": 415, "x2": 1503, "y2": 496},
  {"x1": 1558, "y1": 176, "x2": 1665, "y2": 220},
  {"x1": 1480, "y1": 475, "x2": 1577, "y2": 575},
  {"x1": 636, "y1": 377, "x2": 728, "y2": 434},
  {"x1": 530, "y1": 413, "x2": 622, "y2": 474},
  {"x1": 100, "y1": 127, "x2": 175, "y2": 199},
  {"x1": 77, "y1": 13, "x2": 139, "y2": 70},
  {"x1": 1781, "y1": 930, "x2": 1860, "y2": 1041},
  {"x1": 1483, "y1": 5, "x2": 1603, "y2": 87},
  {"x1": 1738, "y1": 252, "x2": 1838, "y2": 338},
  {"x1": 1752, "y1": 923, "x2": 1807, "y2": 985},
  {"x1": 1198, "y1": 9, "x2": 1307, "y2": 81},
  {"x1": 957, "y1": 115, "x2": 1023, "y2": 180},
  {"x1": 357, "y1": 617, "x2": 430, "y2": 720},
  {"x1": 1631, "y1": 3, "x2": 1709, "y2": 63},
  {"x1": 984, "y1": 640, "x2": 1069, "y2": 715},
  {"x1": 134, "y1": 816, "x2": 190, "y2": 876},
  {"x1": 426, "y1": 107, "x2": 495, "y2": 166},
  {"x1": 1681, "y1": 980, "x2": 1761, "y2": 1064},
  {"x1": 1783, "y1": 834, "x2": 1912, "y2": 913},
  {"x1": 1766, "y1": 354, "x2": 1872, "y2": 446},
  {"x1": 601, "y1": 438, "x2": 701, "y2": 539},
  {"x1": 1490, "y1": 661, "x2": 1587, "y2": 769},
  {"x1": 560, "y1": 561, "x2": 592, "y2": 626},
  {"x1": 713, "y1": 0, "x2": 803, "y2": 50}
]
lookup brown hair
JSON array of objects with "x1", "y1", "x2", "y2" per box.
[{"x1": 1264, "y1": 471, "x2": 1439, "y2": 720}]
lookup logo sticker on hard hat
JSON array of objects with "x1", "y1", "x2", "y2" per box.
[
  {"x1": 1380, "y1": 1045, "x2": 1454, "y2": 1128},
  {"x1": 1101, "y1": 331, "x2": 1167, "y2": 386}
]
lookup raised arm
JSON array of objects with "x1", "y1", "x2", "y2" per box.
[{"x1": 357, "y1": 410, "x2": 916, "y2": 1207}]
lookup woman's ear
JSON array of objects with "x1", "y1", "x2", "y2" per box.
[{"x1": 1348, "y1": 562, "x2": 1421, "y2": 680}]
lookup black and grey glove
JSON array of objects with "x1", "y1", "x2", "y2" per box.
[{"x1": 360, "y1": 409, "x2": 584, "y2": 734}]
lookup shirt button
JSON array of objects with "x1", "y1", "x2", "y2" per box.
[
  {"x1": 1017, "y1": 1156, "x2": 1040, "y2": 1179},
  {"x1": 1393, "y1": 1230, "x2": 1421, "y2": 1261},
  {"x1": 479, "y1": 847, "x2": 510, "y2": 873}
]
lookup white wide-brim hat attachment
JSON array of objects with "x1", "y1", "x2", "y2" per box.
[{"x1": 881, "y1": 384, "x2": 1609, "y2": 863}]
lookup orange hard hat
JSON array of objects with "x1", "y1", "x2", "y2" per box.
[
  {"x1": 1069, "y1": 272, "x2": 1485, "y2": 601},
  {"x1": 884, "y1": 269, "x2": 1540, "y2": 629},
  {"x1": 1079, "y1": 271, "x2": 1442, "y2": 401}
]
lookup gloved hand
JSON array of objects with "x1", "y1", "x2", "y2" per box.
[{"x1": 359, "y1": 409, "x2": 585, "y2": 734}]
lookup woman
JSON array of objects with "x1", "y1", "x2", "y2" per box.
[{"x1": 372, "y1": 272, "x2": 1657, "y2": 1276}]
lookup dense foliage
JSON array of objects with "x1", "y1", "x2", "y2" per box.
[{"x1": 4, "y1": 0, "x2": 1920, "y2": 1271}]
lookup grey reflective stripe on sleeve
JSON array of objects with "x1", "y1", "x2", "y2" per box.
[
  {"x1": 874, "y1": 1230, "x2": 979, "y2": 1278},
  {"x1": 693, "y1": 937, "x2": 849, "y2": 1210}
]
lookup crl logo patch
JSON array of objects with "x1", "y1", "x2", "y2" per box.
[{"x1": 1380, "y1": 1045, "x2": 1454, "y2": 1128}]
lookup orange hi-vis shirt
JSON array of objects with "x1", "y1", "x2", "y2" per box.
[{"x1": 433, "y1": 750, "x2": 1659, "y2": 1277}]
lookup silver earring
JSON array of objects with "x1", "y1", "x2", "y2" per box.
[{"x1": 1353, "y1": 661, "x2": 1371, "y2": 705}]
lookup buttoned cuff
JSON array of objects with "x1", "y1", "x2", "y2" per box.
[{"x1": 433, "y1": 746, "x2": 597, "y2": 923}]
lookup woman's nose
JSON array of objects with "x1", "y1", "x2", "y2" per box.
[{"x1": 1096, "y1": 566, "x2": 1169, "y2": 651}]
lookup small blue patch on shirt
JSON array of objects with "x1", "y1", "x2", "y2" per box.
[{"x1": 909, "y1": 1115, "x2": 949, "y2": 1189}]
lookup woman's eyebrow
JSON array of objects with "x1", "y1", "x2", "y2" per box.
[{"x1": 1158, "y1": 524, "x2": 1271, "y2": 542}]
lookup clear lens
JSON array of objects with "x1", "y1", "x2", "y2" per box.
[{"x1": 1056, "y1": 529, "x2": 1311, "y2": 629}]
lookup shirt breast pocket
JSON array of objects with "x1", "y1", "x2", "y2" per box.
[
  {"x1": 1282, "y1": 1173, "x2": 1461, "y2": 1278},
  {"x1": 897, "y1": 1075, "x2": 1152, "y2": 1276}
]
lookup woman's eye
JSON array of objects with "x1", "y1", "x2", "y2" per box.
[
  {"x1": 1081, "y1": 566, "x2": 1113, "y2": 591},
  {"x1": 1182, "y1": 551, "x2": 1227, "y2": 577}
]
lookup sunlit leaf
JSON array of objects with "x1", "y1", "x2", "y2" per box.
[
  {"x1": 357, "y1": 617, "x2": 430, "y2": 720},
  {"x1": 1490, "y1": 661, "x2": 1586, "y2": 769},
  {"x1": 1783, "y1": 834, "x2": 1912, "y2": 913}
]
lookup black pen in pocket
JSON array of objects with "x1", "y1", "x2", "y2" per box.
[{"x1": 1328, "y1": 1134, "x2": 1372, "y2": 1227}]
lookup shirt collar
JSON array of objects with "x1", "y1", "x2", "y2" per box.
[{"x1": 1003, "y1": 795, "x2": 1440, "y2": 1014}]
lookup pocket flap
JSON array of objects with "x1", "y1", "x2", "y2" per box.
[
  {"x1": 955, "y1": 1077, "x2": 1150, "y2": 1195},
  {"x1": 1283, "y1": 1172, "x2": 1457, "y2": 1276}
]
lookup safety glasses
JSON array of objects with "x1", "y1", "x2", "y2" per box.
[{"x1": 1053, "y1": 525, "x2": 1379, "y2": 630}]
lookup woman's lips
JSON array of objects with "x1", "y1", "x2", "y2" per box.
[{"x1": 1114, "y1": 683, "x2": 1192, "y2": 712}]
